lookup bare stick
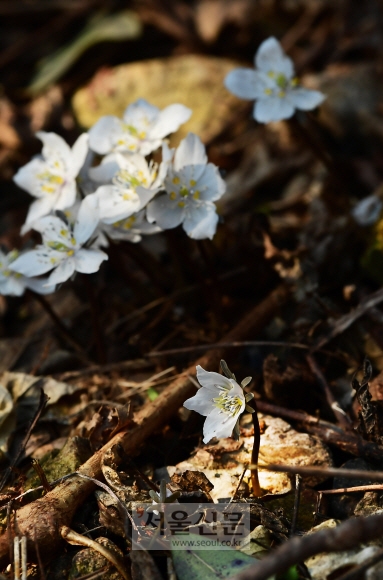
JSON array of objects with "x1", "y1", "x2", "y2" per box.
[
  {"x1": 255, "y1": 462, "x2": 383, "y2": 482},
  {"x1": 231, "y1": 512, "x2": 383, "y2": 580},
  {"x1": 256, "y1": 400, "x2": 383, "y2": 462},
  {"x1": 306, "y1": 354, "x2": 351, "y2": 429},
  {"x1": 0, "y1": 283, "x2": 291, "y2": 566}
]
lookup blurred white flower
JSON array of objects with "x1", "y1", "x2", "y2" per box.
[
  {"x1": 14, "y1": 132, "x2": 89, "y2": 231},
  {"x1": 225, "y1": 37, "x2": 325, "y2": 123},
  {"x1": 183, "y1": 365, "x2": 246, "y2": 443},
  {"x1": 10, "y1": 197, "x2": 107, "y2": 287},
  {"x1": 88, "y1": 98, "x2": 192, "y2": 156},
  {"x1": 147, "y1": 133, "x2": 225, "y2": 240},
  {"x1": 100, "y1": 210, "x2": 162, "y2": 245},
  {"x1": 352, "y1": 194, "x2": 383, "y2": 226},
  {"x1": 0, "y1": 249, "x2": 55, "y2": 296},
  {"x1": 87, "y1": 150, "x2": 169, "y2": 224}
]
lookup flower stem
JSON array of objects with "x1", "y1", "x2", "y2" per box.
[{"x1": 250, "y1": 398, "x2": 262, "y2": 497}]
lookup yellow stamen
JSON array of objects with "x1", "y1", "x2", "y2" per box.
[
  {"x1": 170, "y1": 191, "x2": 177, "y2": 200},
  {"x1": 264, "y1": 88, "x2": 273, "y2": 96},
  {"x1": 67, "y1": 250, "x2": 74, "y2": 257},
  {"x1": 190, "y1": 179, "x2": 197, "y2": 187},
  {"x1": 177, "y1": 201, "x2": 185, "y2": 208},
  {"x1": 172, "y1": 176, "x2": 180, "y2": 185},
  {"x1": 193, "y1": 191, "x2": 200, "y2": 200},
  {"x1": 278, "y1": 90, "x2": 286, "y2": 98}
]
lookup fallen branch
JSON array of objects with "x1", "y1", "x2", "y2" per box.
[
  {"x1": 0, "y1": 283, "x2": 291, "y2": 566},
  {"x1": 231, "y1": 512, "x2": 383, "y2": 580},
  {"x1": 257, "y1": 400, "x2": 383, "y2": 462}
]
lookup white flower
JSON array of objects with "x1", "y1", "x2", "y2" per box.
[
  {"x1": 352, "y1": 194, "x2": 383, "y2": 226},
  {"x1": 225, "y1": 37, "x2": 325, "y2": 123},
  {"x1": 0, "y1": 250, "x2": 55, "y2": 296},
  {"x1": 14, "y1": 132, "x2": 89, "y2": 231},
  {"x1": 146, "y1": 133, "x2": 226, "y2": 240},
  {"x1": 9, "y1": 197, "x2": 108, "y2": 287},
  {"x1": 100, "y1": 209, "x2": 161, "y2": 245},
  {"x1": 88, "y1": 150, "x2": 168, "y2": 224},
  {"x1": 184, "y1": 365, "x2": 246, "y2": 443},
  {"x1": 88, "y1": 98, "x2": 192, "y2": 156}
]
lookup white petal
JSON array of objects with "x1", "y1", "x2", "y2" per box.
[
  {"x1": 203, "y1": 407, "x2": 238, "y2": 443},
  {"x1": 183, "y1": 203, "x2": 219, "y2": 240},
  {"x1": 183, "y1": 388, "x2": 215, "y2": 417},
  {"x1": 13, "y1": 158, "x2": 46, "y2": 196},
  {"x1": 196, "y1": 366, "x2": 233, "y2": 391},
  {"x1": 74, "y1": 196, "x2": 100, "y2": 245},
  {"x1": 35, "y1": 215, "x2": 71, "y2": 245},
  {"x1": 10, "y1": 249, "x2": 57, "y2": 277},
  {"x1": 24, "y1": 196, "x2": 56, "y2": 226},
  {"x1": 197, "y1": 164, "x2": 226, "y2": 202},
  {"x1": 97, "y1": 186, "x2": 140, "y2": 224},
  {"x1": 67, "y1": 133, "x2": 89, "y2": 178},
  {"x1": 0, "y1": 276, "x2": 26, "y2": 297},
  {"x1": 254, "y1": 96, "x2": 295, "y2": 123},
  {"x1": 25, "y1": 277, "x2": 56, "y2": 295},
  {"x1": 150, "y1": 104, "x2": 192, "y2": 140},
  {"x1": 352, "y1": 195, "x2": 383, "y2": 226},
  {"x1": 287, "y1": 88, "x2": 325, "y2": 111},
  {"x1": 89, "y1": 153, "x2": 121, "y2": 182},
  {"x1": 136, "y1": 186, "x2": 159, "y2": 210},
  {"x1": 255, "y1": 37, "x2": 294, "y2": 78},
  {"x1": 88, "y1": 116, "x2": 122, "y2": 154},
  {"x1": 174, "y1": 133, "x2": 207, "y2": 170},
  {"x1": 37, "y1": 131, "x2": 71, "y2": 162},
  {"x1": 46, "y1": 259, "x2": 75, "y2": 285},
  {"x1": 146, "y1": 195, "x2": 185, "y2": 229},
  {"x1": 74, "y1": 248, "x2": 108, "y2": 274},
  {"x1": 123, "y1": 98, "x2": 159, "y2": 124},
  {"x1": 224, "y1": 68, "x2": 266, "y2": 99},
  {"x1": 55, "y1": 181, "x2": 77, "y2": 210}
]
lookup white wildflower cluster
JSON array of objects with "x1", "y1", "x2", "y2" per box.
[{"x1": 4, "y1": 98, "x2": 227, "y2": 296}]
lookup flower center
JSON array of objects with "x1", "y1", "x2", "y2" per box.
[
  {"x1": 212, "y1": 392, "x2": 243, "y2": 417},
  {"x1": 36, "y1": 167, "x2": 65, "y2": 194},
  {"x1": 168, "y1": 177, "x2": 202, "y2": 207}
]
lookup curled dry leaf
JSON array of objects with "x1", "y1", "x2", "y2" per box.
[{"x1": 78, "y1": 404, "x2": 133, "y2": 451}]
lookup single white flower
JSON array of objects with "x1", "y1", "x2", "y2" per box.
[
  {"x1": 184, "y1": 365, "x2": 246, "y2": 443},
  {"x1": 146, "y1": 133, "x2": 225, "y2": 240},
  {"x1": 352, "y1": 194, "x2": 383, "y2": 226},
  {"x1": 88, "y1": 150, "x2": 168, "y2": 224},
  {"x1": 14, "y1": 132, "x2": 89, "y2": 231},
  {"x1": 225, "y1": 37, "x2": 325, "y2": 123},
  {"x1": 88, "y1": 98, "x2": 192, "y2": 156},
  {"x1": 0, "y1": 250, "x2": 55, "y2": 296},
  {"x1": 9, "y1": 197, "x2": 108, "y2": 287},
  {"x1": 99, "y1": 209, "x2": 161, "y2": 245}
]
